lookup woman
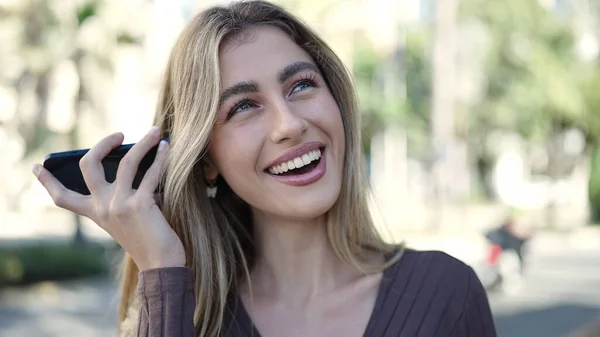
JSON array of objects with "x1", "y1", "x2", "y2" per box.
[{"x1": 32, "y1": 1, "x2": 497, "y2": 336}]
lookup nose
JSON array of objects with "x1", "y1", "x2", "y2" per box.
[{"x1": 268, "y1": 99, "x2": 308, "y2": 144}]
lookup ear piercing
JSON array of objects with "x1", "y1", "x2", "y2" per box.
[{"x1": 206, "y1": 183, "x2": 217, "y2": 198}]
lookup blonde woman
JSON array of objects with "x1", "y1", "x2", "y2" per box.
[{"x1": 32, "y1": 1, "x2": 497, "y2": 336}]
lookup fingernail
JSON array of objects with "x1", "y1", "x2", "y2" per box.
[
  {"x1": 150, "y1": 126, "x2": 160, "y2": 134},
  {"x1": 158, "y1": 140, "x2": 168, "y2": 151},
  {"x1": 32, "y1": 164, "x2": 41, "y2": 177}
]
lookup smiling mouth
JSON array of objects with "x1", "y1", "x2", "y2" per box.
[{"x1": 265, "y1": 147, "x2": 324, "y2": 176}]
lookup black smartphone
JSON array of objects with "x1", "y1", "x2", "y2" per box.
[{"x1": 43, "y1": 138, "x2": 169, "y2": 195}]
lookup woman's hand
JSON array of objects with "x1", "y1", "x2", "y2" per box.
[{"x1": 32, "y1": 127, "x2": 186, "y2": 271}]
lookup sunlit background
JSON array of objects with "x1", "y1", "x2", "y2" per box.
[{"x1": 1, "y1": 0, "x2": 600, "y2": 336}]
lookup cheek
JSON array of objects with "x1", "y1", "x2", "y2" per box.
[
  {"x1": 301, "y1": 93, "x2": 343, "y2": 126},
  {"x1": 321, "y1": 99, "x2": 346, "y2": 165},
  {"x1": 209, "y1": 131, "x2": 262, "y2": 182},
  {"x1": 312, "y1": 95, "x2": 345, "y2": 147}
]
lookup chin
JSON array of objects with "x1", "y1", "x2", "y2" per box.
[
  {"x1": 286, "y1": 194, "x2": 339, "y2": 220},
  {"x1": 256, "y1": 186, "x2": 341, "y2": 222}
]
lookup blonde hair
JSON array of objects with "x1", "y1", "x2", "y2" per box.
[{"x1": 118, "y1": 1, "x2": 402, "y2": 336}]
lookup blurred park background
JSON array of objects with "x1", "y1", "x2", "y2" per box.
[{"x1": 1, "y1": 0, "x2": 600, "y2": 336}]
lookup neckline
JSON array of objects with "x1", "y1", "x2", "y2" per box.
[{"x1": 233, "y1": 254, "x2": 399, "y2": 337}]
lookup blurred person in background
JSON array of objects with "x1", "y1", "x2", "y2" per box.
[
  {"x1": 488, "y1": 215, "x2": 533, "y2": 265},
  {"x1": 31, "y1": 1, "x2": 496, "y2": 336},
  {"x1": 481, "y1": 214, "x2": 533, "y2": 295}
]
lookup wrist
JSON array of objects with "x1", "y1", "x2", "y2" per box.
[{"x1": 138, "y1": 257, "x2": 186, "y2": 271}]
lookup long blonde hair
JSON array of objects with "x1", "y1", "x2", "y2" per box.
[{"x1": 118, "y1": 1, "x2": 402, "y2": 336}]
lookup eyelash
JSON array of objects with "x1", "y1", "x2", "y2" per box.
[
  {"x1": 225, "y1": 74, "x2": 322, "y2": 120},
  {"x1": 293, "y1": 73, "x2": 321, "y2": 92}
]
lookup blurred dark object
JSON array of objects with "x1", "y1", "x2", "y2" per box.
[
  {"x1": 0, "y1": 242, "x2": 114, "y2": 286},
  {"x1": 569, "y1": 315, "x2": 600, "y2": 337},
  {"x1": 480, "y1": 217, "x2": 533, "y2": 295}
]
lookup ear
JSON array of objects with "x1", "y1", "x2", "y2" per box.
[{"x1": 203, "y1": 157, "x2": 219, "y2": 183}]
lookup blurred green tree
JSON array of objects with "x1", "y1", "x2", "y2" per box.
[
  {"x1": 461, "y1": 0, "x2": 586, "y2": 141},
  {"x1": 582, "y1": 64, "x2": 600, "y2": 222},
  {"x1": 353, "y1": 30, "x2": 432, "y2": 157},
  {"x1": 581, "y1": 65, "x2": 600, "y2": 143},
  {"x1": 589, "y1": 146, "x2": 600, "y2": 223},
  {"x1": 354, "y1": 0, "x2": 600, "y2": 224},
  {"x1": 460, "y1": 0, "x2": 597, "y2": 226},
  {"x1": 1, "y1": 0, "x2": 140, "y2": 244}
]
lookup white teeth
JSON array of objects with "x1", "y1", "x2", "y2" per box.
[{"x1": 268, "y1": 148, "x2": 323, "y2": 175}]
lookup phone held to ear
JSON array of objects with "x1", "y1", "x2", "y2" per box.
[{"x1": 43, "y1": 138, "x2": 170, "y2": 195}]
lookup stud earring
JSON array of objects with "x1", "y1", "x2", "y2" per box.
[{"x1": 206, "y1": 182, "x2": 217, "y2": 198}]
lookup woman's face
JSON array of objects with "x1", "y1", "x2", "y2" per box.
[{"x1": 207, "y1": 26, "x2": 345, "y2": 221}]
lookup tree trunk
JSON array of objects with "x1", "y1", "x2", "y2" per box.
[
  {"x1": 72, "y1": 51, "x2": 87, "y2": 246},
  {"x1": 430, "y1": 0, "x2": 459, "y2": 231},
  {"x1": 545, "y1": 125, "x2": 564, "y2": 230}
]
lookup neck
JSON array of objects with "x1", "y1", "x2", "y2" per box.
[{"x1": 246, "y1": 211, "x2": 352, "y2": 305}]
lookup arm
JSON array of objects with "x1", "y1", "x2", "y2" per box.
[
  {"x1": 136, "y1": 267, "x2": 196, "y2": 337},
  {"x1": 452, "y1": 267, "x2": 498, "y2": 337}
]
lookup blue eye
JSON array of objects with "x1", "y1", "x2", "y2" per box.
[
  {"x1": 291, "y1": 78, "x2": 320, "y2": 94},
  {"x1": 227, "y1": 99, "x2": 255, "y2": 119},
  {"x1": 235, "y1": 101, "x2": 253, "y2": 113},
  {"x1": 292, "y1": 81, "x2": 311, "y2": 93}
]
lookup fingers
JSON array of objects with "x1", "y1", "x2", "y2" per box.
[
  {"x1": 80, "y1": 132, "x2": 125, "y2": 194},
  {"x1": 138, "y1": 140, "x2": 168, "y2": 194},
  {"x1": 33, "y1": 164, "x2": 92, "y2": 216},
  {"x1": 115, "y1": 127, "x2": 161, "y2": 192}
]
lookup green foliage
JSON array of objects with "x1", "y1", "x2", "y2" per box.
[
  {"x1": 456, "y1": 0, "x2": 600, "y2": 205},
  {"x1": 76, "y1": 1, "x2": 99, "y2": 27},
  {"x1": 0, "y1": 242, "x2": 113, "y2": 286},
  {"x1": 117, "y1": 31, "x2": 141, "y2": 45},
  {"x1": 12, "y1": 0, "x2": 142, "y2": 160},
  {"x1": 580, "y1": 65, "x2": 600, "y2": 145},
  {"x1": 589, "y1": 147, "x2": 600, "y2": 222},
  {"x1": 462, "y1": 0, "x2": 586, "y2": 143},
  {"x1": 402, "y1": 31, "x2": 432, "y2": 156},
  {"x1": 353, "y1": 30, "x2": 432, "y2": 156}
]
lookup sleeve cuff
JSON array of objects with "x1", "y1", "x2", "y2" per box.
[{"x1": 137, "y1": 267, "x2": 194, "y2": 299}]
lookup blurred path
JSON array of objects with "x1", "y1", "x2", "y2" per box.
[
  {"x1": 490, "y1": 242, "x2": 600, "y2": 337},
  {"x1": 0, "y1": 278, "x2": 118, "y2": 337}
]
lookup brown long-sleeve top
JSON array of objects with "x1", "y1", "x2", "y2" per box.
[{"x1": 134, "y1": 250, "x2": 497, "y2": 336}]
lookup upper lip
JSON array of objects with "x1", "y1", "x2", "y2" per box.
[{"x1": 265, "y1": 141, "x2": 325, "y2": 170}]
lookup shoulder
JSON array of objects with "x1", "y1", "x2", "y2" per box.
[
  {"x1": 382, "y1": 249, "x2": 480, "y2": 320},
  {"x1": 369, "y1": 249, "x2": 496, "y2": 336},
  {"x1": 385, "y1": 249, "x2": 475, "y2": 286}
]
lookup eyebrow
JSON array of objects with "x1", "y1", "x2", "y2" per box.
[
  {"x1": 277, "y1": 61, "x2": 321, "y2": 84},
  {"x1": 219, "y1": 61, "x2": 321, "y2": 106},
  {"x1": 219, "y1": 81, "x2": 259, "y2": 106}
]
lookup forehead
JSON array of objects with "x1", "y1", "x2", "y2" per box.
[{"x1": 218, "y1": 26, "x2": 315, "y2": 86}]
